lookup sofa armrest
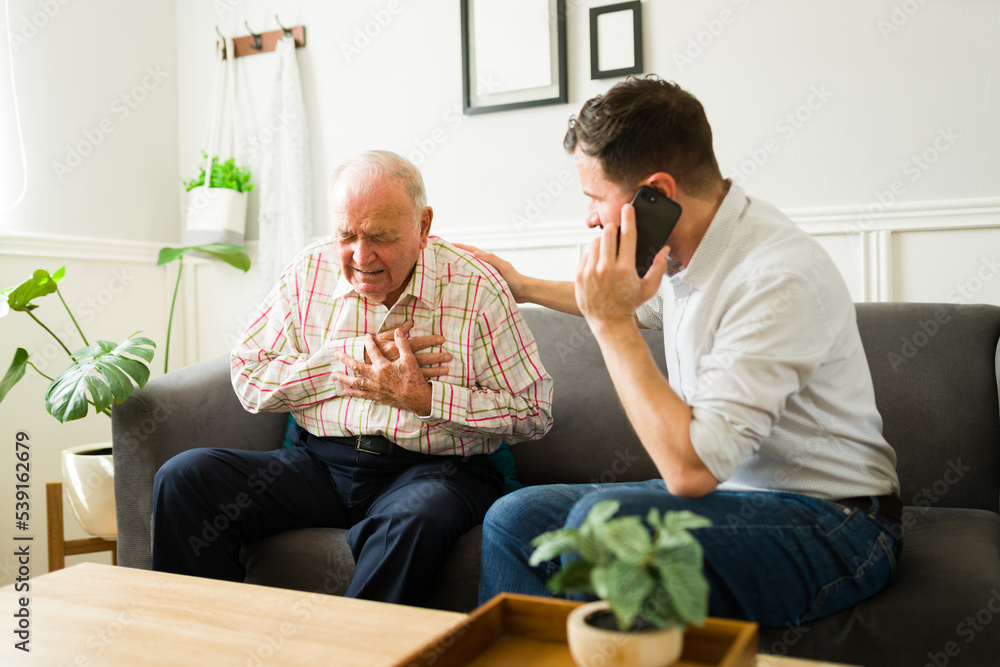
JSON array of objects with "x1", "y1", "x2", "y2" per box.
[{"x1": 112, "y1": 355, "x2": 286, "y2": 569}]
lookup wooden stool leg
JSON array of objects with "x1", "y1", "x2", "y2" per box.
[
  {"x1": 46, "y1": 480, "x2": 118, "y2": 572},
  {"x1": 46, "y1": 482, "x2": 66, "y2": 572}
]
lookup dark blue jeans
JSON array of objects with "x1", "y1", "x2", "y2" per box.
[
  {"x1": 478, "y1": 480, "x2": 902, "y2": 627},
  {"x1": 152, "y1": 426, "x2": 502, "y2": 605}
]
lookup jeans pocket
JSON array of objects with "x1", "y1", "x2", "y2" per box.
[{"x1": 801, "y1": 515, "x2": 896, "y2": 623}]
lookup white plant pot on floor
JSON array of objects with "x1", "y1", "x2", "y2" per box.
[
  {"x1": 61, "y1": 443, "x2": 116, "y2": 540},
  {"x1": 567, "y1": 600, "x2": 683, "y2": 667}
]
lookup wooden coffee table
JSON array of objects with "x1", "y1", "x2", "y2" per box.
[
  {"x1": 0, "y1": 562, "x2": 466, "y2": 666},
  {"x1": 0, "y1": 563, "x2": 855, "y2": 666}
]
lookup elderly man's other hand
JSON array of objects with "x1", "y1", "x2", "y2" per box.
[
  {"x1": 365, "y1": 320, "x2": 452, "y2": 378},
  {"x1": 333, "y1": 329, "x2": 435, "y2": 415}
]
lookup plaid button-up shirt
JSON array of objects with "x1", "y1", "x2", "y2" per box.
[{"x1": 232, "y1": 236, "x2": 553, "y2": 456}]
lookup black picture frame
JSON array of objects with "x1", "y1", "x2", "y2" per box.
[
  {"x1": 589, "y1": 1, "x2": 643, "y2": 80},
  {"x1": 460, "y1": 0, "x2": 568, "y2": 115}
]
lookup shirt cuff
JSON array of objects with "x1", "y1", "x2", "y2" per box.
[{"x1": 418, "y1": 380, "x2": 456, "y2": 423}]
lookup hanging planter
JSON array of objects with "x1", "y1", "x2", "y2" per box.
[
  {"x1": 183, "y1": 35, "x2": 253, "y2": 246},
  {"x1": 183, "y1": 152, "x2": 253, "y2": 246}
]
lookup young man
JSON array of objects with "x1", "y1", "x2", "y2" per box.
[
  {"x1": 468, "y1": 77, "x2": 901, "y2": 626},
  {"x1": 152, "y1": 150, "x2": 552, "y2": 605}
]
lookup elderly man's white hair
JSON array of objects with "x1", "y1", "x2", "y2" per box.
[{"x1": 328, "y1": 150, "x2": 428, "y2": 224}]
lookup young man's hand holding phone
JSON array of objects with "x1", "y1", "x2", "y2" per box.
[{"x1": 617, "y1": 185, "x2": 683, "y2": 277}]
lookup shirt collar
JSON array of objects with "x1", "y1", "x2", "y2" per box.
[
  {"x1": 678, "y1": 181, "x2": 750, "y2": 289},
  {"x1": 332, "y1": 240, "x2": 440, "y2": 308}
]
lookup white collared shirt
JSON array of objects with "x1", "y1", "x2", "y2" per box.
[{"x1": 638, "y1": 183, "x2": 900, "y2": 500}]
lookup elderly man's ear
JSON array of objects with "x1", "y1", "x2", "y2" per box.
[{"x1": 419, "y1": 207, "x2": 433, "y2": 248}]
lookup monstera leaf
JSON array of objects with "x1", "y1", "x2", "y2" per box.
[
  {"x1": 157, "y1": 244, "x2": 250, "y2": 271},
  {"x1": 3, "y1": 267, "x2": 65, "y2": 313},
  {"x1": 0, "y1": 348, "x2": 29, "y2": 405},
  {"x1": 44, "y1": 334, "x2": 155, "y2": 422}
]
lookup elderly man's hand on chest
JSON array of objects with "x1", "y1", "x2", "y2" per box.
[{"x1": 332, "y1": 326, "x2": 448, "y2": 416}]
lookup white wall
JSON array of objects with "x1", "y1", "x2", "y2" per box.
[
  {"x1": 1, "y1": 0, "x2": 179, "y2": 242},
  {"x1": 1, "y1": 0, "x2": 998, "y2": 583}
]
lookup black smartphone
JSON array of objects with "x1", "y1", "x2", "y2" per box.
[{"x1": 617, "y1": 185, "x2": 683, "y2": 277}]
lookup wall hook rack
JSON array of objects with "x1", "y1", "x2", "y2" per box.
[
  {"x1": 244, "y1": 21, "x2": 263, "y2": 50},
  {"x1": 216, "y1": 17, "x2": 306, "y2": 59}
]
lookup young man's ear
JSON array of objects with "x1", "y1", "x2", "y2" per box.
[{"x1": 642, "y1": 173, "x2": 678, "y2": 200}]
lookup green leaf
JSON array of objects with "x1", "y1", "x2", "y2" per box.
[
  {"x1": 546, "y1": 559, "x2": 594, "y2": 596},
  {"x1": 0, "y1": 349, "x2": 29, "y2": 404},
  {"x1": 663, "y1": 510, "x2": 713, "y2": 534},
  {"x1": 157, "y1": 244, "x2": 251, "y2": 272},
  {"x1": 4, "y1": 267, "x2": 65, "y2": 312},
  {"x1": 575, "y1": 530, "x2": 609, "y2": 565},
  {"x1": 529, "y1": 528, "x2": 579, "y2": 566},
  {"x1": 642, "y1": 582, "x2": 683, "y2": 629},
  {"x1": 590, "y1": 564, "x2": 610, "y2": 600},
  {"x1": 653, "y1": 542, "x2": 710, "y2": 627},
  {"x1": 605, "y1": 560, "x2": 655, "y2": 630},
  {"x1": 44, "y1": 334, "x2": 156, "y2": 422},
  {"x1": 582, "y1": 500, "x2": 621, "y2": 531},
  {"x1": 602, "y1": 516, "x2": 652, "y2": 565},
  {"x1": 183, "y1": 152, "x2": 253, "y2": 192}
]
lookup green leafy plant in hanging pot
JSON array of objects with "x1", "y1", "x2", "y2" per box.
[
  {"x1": 182, "y1": 151, "x2": 254, "y2": 193},
  {"x1": 530, "y1": 499, "x2": 712, "y2": 667},
  {"x1": 183, "y1": 151, "x2": 254, "y2": 246}
]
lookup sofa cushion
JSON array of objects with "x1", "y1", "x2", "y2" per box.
[
  {"x1": 759, "y1": 507, "x2": 1000, "y2": 665},
  {"x1": 514, "y1": 308, "x2": 663, "y2": 486},
  {"x1": 856, "y1": 303, "x2": 1000, "y2": 513}
]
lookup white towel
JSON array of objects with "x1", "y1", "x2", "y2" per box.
[{"x1": 257, "y1": 35, "x2": 311, "y2": 295}]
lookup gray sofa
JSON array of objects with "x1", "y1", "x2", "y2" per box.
[{"x1": 113, "y1": 303, "x2": 1000, "y2": 665}]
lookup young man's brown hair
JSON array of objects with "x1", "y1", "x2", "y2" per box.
[{"x1": 564, "y1": 75, "x2": 724, "y2": 197}]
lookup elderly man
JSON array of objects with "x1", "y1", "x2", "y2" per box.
[{"x1": 151, "y1": 150, "x2": 553, "y2": 605}]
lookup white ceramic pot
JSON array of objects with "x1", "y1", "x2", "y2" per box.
[
  {"x1": 185, "y1": 186, "x2": 248, "y2": 244},
  {"x1": 61, "y1": 443, "x2": 116, "y2": 540},
  {"x1": 567, "y1": 600, "x2": 683, "y2": 667}
]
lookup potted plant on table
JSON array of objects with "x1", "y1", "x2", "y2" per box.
[{"x1": 530, "y1": 500, "x2": 712, "y2": 667}]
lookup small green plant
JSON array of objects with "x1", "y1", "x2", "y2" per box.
[
  {"x1": 156, "y1": 243, "x2": 250, "y2": 373},
  {"x1": 530, "y1": 500, "x2": 712, "y2": 632},
  {"x1": 183, "y1": 151, "x2": 254, "y2": 192},
  {"x1": 0, "y1": 268, "x2": 154, "y2": 422}
]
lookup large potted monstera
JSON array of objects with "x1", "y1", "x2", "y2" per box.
[{"x1": 0, "y1": 245, "x2": 249, "y2": 538}]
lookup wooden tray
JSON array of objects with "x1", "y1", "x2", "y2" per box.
[{"x1": 396, "y1": 593, "x2": 758, "y2": 667}]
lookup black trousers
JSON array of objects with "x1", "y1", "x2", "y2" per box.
[{"x1": 151, "y1": 423, "x2": 503, "y2": 605}]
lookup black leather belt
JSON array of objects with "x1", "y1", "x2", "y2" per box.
[
  {"x1": 328, "y1": 434, "x2": 431, "y2": 460},
  {"x1": 835, "y1": 495, "x2": 902, "y2": 522}
]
